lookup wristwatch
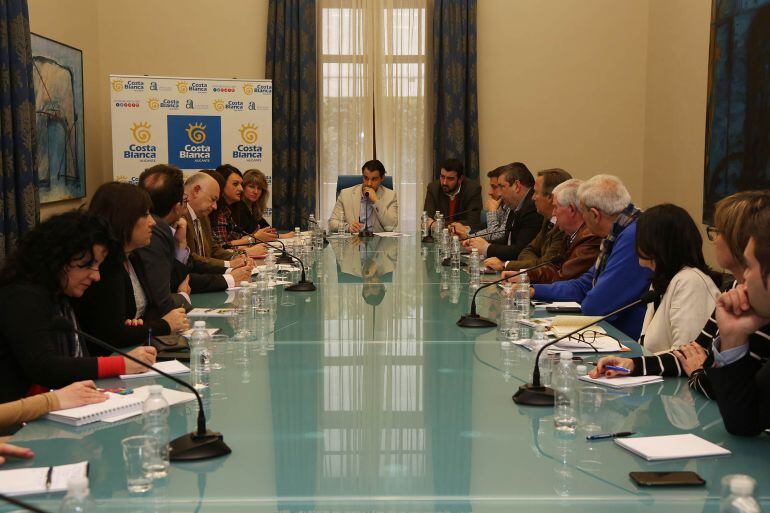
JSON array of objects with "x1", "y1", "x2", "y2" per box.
[{"x1": 247, "y1": 236, "x2": 256, "y2": 245}]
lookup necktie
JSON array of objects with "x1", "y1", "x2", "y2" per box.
[{"x1": 193, "y1": 219, "x2": 206, "y2": 257}]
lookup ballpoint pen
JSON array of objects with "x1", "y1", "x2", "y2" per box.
[
  {"x1": 147, "y1": 327, "x2": 153, "y2": 347},
  {"x1": 45, "y1": 466, "x2": 52, "y2": 490},
  {"x1": 586, "y1": 431, "x2": 635, "y2": 440}
]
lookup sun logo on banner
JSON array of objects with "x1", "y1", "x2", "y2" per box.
[
  {"x1": 239, "y1": 124, "x2": 258, "y2": 144},
  {"x1": 213, "y1": 99, "x2": 225, "y2": 112},
  {"x1": 131, "y1": 122, "x2": 152, "y2": 143},
  {"x1": 177, "y1": 81, "x2": 189, "y2": 93},
  {"x1": 111, "y1": 80, "x2": 124, "y2": 92},
  {"x1": 186, "y1": 123, "x2": 207, "y2": 144},
  {"x1": 147, "y1": 98, "x2": 160, "y2": 110},
  {"x1": 242, "y1": 84, "x2": 254, "y2": 95}
]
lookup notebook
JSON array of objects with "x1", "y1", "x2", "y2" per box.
[
  {"x1": 0, "y1": 461, "x2": 88, "y2": 496},
  {"x1": 187, "y1": 307, "x2": 236, "y2": 317},
  {"x1": 615, "y1": 434, "x2": 731, "y2": 461},
  {"x1": 578, "y1": 374, "x2": 663, "y2": 388},
  {"x1": 44, "y1": 385, "x2": 196, "y2": 426},
  {"x1": 119, "y1": 359, "x2": 190, "y2": 379}
]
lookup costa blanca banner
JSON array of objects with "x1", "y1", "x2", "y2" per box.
[{"x1": 109, "y1": 75, "x2": 273, "y2": 222}]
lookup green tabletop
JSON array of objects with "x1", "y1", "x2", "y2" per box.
[{"x1": 5, "y1": 235, "x2": 770, "y2": 512}]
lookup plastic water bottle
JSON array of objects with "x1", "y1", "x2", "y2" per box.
[
  {"x1": 553, "y1": 351, "x2": 577, "y2": 433},
  {"x1": 433, "y1": 212, "x2": 443, "y2": 238},
  {"x1": 294, "y1": 226, "x2": 301, "y2": 239},
  {"x1": 142, "y1": 384, "x2": 170, "y2": 478},
  {"x1": 531, "y1": 325, "x2": 549, "y2": 351},
  {"x1": 252, "y1": 275, "x2": 269, "y2": 313},
  {"x1": 59, "y1": 476, "x2": 95, "y2": 513},
  {"x1": 513, "y1": 270, "x2": 531, "y2": 318},
  {"x1": 236, "y1": 281, "x2": 252, "y2": 338},
  {"x1": 720, "y1": 475, "x2": 761, "y2": 513},
  {"x1": 264, "y1": 250, "x2": 276, "y2": 283},
  {"x1": 421, "y1": 211, "x2": 429, "y2": 238},
  {"x1": 190, "y1": 320, "x2": 211, "y2": 389},
  {"x1": 450, "y1": 235, "x2": 462, "y2": 273},
  {"x1": 441, "y1": 228, "x2": 451, "y2": 259},
  {"x1": 469, "y1": 248, "x2": 481, "y2": 289}
]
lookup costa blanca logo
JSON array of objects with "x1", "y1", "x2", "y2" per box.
[
  {"x1": 123, "y1": 122, "x2": 157, "y2": 161},
  {"x1": 147, "y1": 98, "x2": 160, "y2": 110},
  {"x1": 190, "y1": 82, "x2": 208, "y2": 93},
  {"x1": 186, "y1": 123, "x2": 207, "y2": 144},
  {"x1": 177, "y1": 81, "x2": 189, "y2": 93},
  {"x1": 233, "y1": 123, "x2": 262, "y2": 160},
  {"x1": 115, "y1": 101, "x2": 140, "y2": 108},
  {"x1": 254, "y1": 84, "x2": 272, "y2": 94},
  {"x1": 213, "y1": 99, "x2": 225, "y2": 112},
  {"x1": 168, "y1": 115, "x2": 221, "y2": 168},
  {"x1": 239, "y1": 124, "x2": 258, "y2": 144},
  {"x1": 131, "y1": 122, "x2": 151, "y2": 143},
  {"x1": 122, "y1": 80, "x2": 144, "y2": 91},
  {"x1": 242, "y1": 84, "x2": 254, "y2": 95},
  {"x1": 111, "y1": 79, "x2": 124, "y2": 92}
]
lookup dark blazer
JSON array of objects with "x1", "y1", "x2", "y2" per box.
[
  {"x1": 230, "y1": 201, "x2": 269, "y2": 234},
  {"x1": 528, "y1": 223, "x2": 602, "y2": 284},
  {"x1": 134, "y1": 216, "x2": 192, "y2": 315},
  {"x1": 0, "y1": 281, "x2": 98, "y2": 403},
  {"x1": 182, "y1": 256, "x2": 229, "y2": 294},
  {"x1": 486, "y1": 189, "x2": 544, "y2": 261},
  {"x1": 74, "y1": 254, "x2": 171, "y2": 354},
  {"x1": 423, "y1": 178, "x2": 483, "y2": 229}
]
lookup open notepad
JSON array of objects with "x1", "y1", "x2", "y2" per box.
[
  {"x1": 44, "y1": 385, "x2": 195, "y2": 426},
  {"x1": 0, "y1": 461, "x2": 88, "y2": 496},
  {"x1": 119, "y1": 359, "x2": 189, "y2": 379},
  {"x1": 579, "y1": 374, "x2": 663, "y2": 388},
  {"x1": 615, "y1": 434, "x2": 731, "y2": 461}
]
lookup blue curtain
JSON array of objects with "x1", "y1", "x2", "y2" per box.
[
  {"x1": 266, "y1": 0, "x2": 317, "y2": 230},
  {"x1": 0, "y1": 0, "x2": 38, "y2": 264},
  {"x1": 432, "y1": 0, "x2": 480, "y2": 180}
]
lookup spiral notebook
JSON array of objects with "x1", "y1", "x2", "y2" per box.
[{"x1": 45, "y1": 393, "x2": 143, "y2": 426}]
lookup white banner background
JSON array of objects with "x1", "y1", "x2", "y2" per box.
[{"x1": 109, "y1": 75, "x2": 272, "y2": 223}]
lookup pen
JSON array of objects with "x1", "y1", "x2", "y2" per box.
[
  {"x1": 45, "y1": 466, "x2": 52, "y2": 490},
  {"x1": 586, "y1": 431, "x2": 635, "y2": 441},
  {"x1": 147, "y1": 327, "x2": 152, "y2": 347},
  {"x1": 605, "y1": 365, "x2": 631, "y2": 373}
]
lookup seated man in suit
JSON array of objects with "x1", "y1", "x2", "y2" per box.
[
  {"x1": 424, "y1": 158, "x2": 482, "y2": 229},
  {"x1": 183, "y1": 172, "x2": 263, "y2": 268},
  {"x1": 328, "y1": 159, "x2": 399, "y2": 234},
  {"x1": 463, "y1": 163, "x2": 543, "y2": 262},
  {"x1": 485, "y1": 168, "x2": 571, "y2": 271},
  {"x1": 449, "y1": 165, "x2": 509, "y2": 241},
  {"x1": 503, "y1": 178, "x2": 601, "y2": 284},
  {"x1": 137, "y1": 165, "x2": 251, "y2": 295},
  {"x1": 707, "y1": 209, "x2": 770, "y2": 436}
]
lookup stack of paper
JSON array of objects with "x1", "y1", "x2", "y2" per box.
[
  {"x1": 0, "y1": 461, "x2": 88, "y2": 496},
  {"x1": 533, "y1": 301, "x2": 581, "y2": 310},
  {"x1": 579, "y1": 374, "x2": 663, "y2": 388},
  {"x1": 615, "y1": 434, "x2": 731, "y2": 461},
  {"x1": 119, "y1": 359, "x2": 190, "y2": 379}
]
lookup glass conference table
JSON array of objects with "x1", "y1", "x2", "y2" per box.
[{"x1": 5, "y1": 235, "x2": 770, "y2": 513}]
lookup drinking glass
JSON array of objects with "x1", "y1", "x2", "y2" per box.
[
  {"x1": 122, "y1": 435, "x2": 155, "y2": 493},
  {"x1": 578, "y1": 386, "x2": 606, "y2": 434}
]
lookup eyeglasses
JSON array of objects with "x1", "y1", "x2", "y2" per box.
[
  {"x1": 566, "y1": 330, "x2": 622, "y2": 352},
  {"x1": 706, "y1": 226, "x2": 720, "y2": 242}
]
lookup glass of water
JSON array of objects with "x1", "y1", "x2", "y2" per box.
[
  {"x1": 579, "y1": 386, "x2": 606, "y2": 434},
  {"x1": 122, "y1": 435, "x2": 155, "y2": 493}
]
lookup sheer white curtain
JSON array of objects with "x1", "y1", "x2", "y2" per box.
[{"x1": 318, "y1": 0, "x2": 430, "y2": 231}]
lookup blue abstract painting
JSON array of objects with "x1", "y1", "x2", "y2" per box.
[
  {"x1": 31, "y1": 34, "x2": 86, "y2": 204},
  {"x1": 704, "y1": 0, "x2": 770, "y2": 223}
]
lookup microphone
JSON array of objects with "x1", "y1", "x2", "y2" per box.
[
  {"x1": 252, "y1": 235, "x2": 316, "y2": 292},
  {"x1": 0, "y1": 493, "x2": 51, "y2": 513},
  {"x1": 457, "y1": 256, "x2": 565, "y2": 328},
  {"x1": 512, "y1": 290, "x2": 659, "y2": 406},
  {"x1": 364, "y1": 190, "x2": 370, "y2": 198},
  {"x1": 50, "y1": 317, "x2": 231, "y2": 461},
  {"x1": 249, "y1": 233, "x2": 294, "y2": 265}
]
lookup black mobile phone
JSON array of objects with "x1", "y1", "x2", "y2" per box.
[
  {"x1": 546, "y1": 306, "x2": 582, "y2": 314},
  {"x1": 629, "y1": 471, "x2": 706, "y2": 487}
]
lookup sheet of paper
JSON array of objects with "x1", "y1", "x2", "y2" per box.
[
  {"x1": 119, "y1": 359, "x2": 190, "y2": 380},
  {"x1": 615, "y1": 434, "x2": 731, "y2": 461},
  {"x1": 181, "y1": 327, "x2": 219, "y2": 338},
  {"x1": 578, "y1": 374, "x2": 663, "y2": 388},
  {"x1": 533, "y1": 301, "x2": 581, "y2": 310},
  {"x1": 187, "y1": 307, "x2": 236, "y2": 317},
  {"x1": 0, "y1": 461, "x2": 88, "y2": 496},
  {"x1": 374, "y1": 232, "x2": 409, "y2": 237}
]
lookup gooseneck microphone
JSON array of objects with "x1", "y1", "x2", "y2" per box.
[
  {"x1": 51, "y1": 317, "x2": 231, "y2": 461},
  {"x1": 512, "y1": 290, "x2": 659, "y2": 406},
  {"x1": 457, "y1": 256, "x2": 565, "y2": 328},
  {"x1": 252, "y1": 235, "x2": 316, "y2": 292},
  {"x1": 0, "y1": 494, "x2": 50, "y2": 513}
]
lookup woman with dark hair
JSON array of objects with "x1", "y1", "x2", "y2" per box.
[
  {"x1": 632, "y1": 204, "x2": 721, "y2": 353},
  {"x1": 592, "y1": 192, "x2": 770, "y2": 399},
  {"x1": 75, "y1": 182, "x2": 189, "y2": 352},
  {"x1": 0, "y1": 210, "x2": 157, "y2": 406}
]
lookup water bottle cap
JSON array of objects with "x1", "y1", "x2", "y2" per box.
[
  {"x1": 443, "y1": 228, "x2": 449, "y2": 233},
  {"x1": 67, "y1": 475, "x2": 89, "y2": 493},
  {"x1": 148, "y1": 384, "x2": 163, "y2": 394},
  {"x1": 194, "y1": 320, "x2": 206, "y2": 328},
  {"x1": 575, "y1": 365, "x2": 587, "y2": 374},
  {"x1": 240, "y1": 281, "x2": 250, "y2": 287},
  {"x1": 729, "y1": 475, "x2": 755, "y2": 495},
  {"x1": 452, "y1": 235, "x2": 459, "y2": 241},
  {"x1": 559, "y1": 351, "x2": 573, "y2": 360},
  {"x1": 471, "y1": 248, "x2": 478, "y2": 254}
]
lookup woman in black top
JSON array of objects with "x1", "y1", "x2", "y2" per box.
[
  {"x1": 592, "y1": 191, "x2": 770, "y2": 398},
  {"x1": 0, "y1": 211, "x2": 156, "y2": 406},
  {"x1": 233, "y1": 168, "x2": 292, "y2": 239},
  {"x1": 75, "y1": 182, "x2": 189, "y2": 353}
]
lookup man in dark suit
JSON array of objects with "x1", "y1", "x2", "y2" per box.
[
  {"x1": 464, "y1": 163, "x2": 543, "y2": 262},
  {"x1": 137, "y1": 165, "x2": 251, "y2": 296},
  {"x1": 423, "y1": 158, "x2": 483, "y2": 230}
]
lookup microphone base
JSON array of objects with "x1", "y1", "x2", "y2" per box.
[
  {"x1": 276, "y1": 254, "x2": 294, "y2": 265},
  {"x1": 456, "y1": 313, "x2": 497, "y2": 328},
  {"x1": 285, "y1": 280, "x2": 317, "y2": 292},
  {"x1": 512, "y1": 384, "x2": 555, "y2": 406},
  {"x1": 421, "y1": 235, "x2": 435, "y2": 243},
  {"x1": 359, "y1": 230, "x2": 374, "y2": 238},
  {"x1": 170, "y1": 430, "x2": 231, "y2": 461},
  {"x1": 441, "y1": 257, "x2": 468, "y2": 267}
]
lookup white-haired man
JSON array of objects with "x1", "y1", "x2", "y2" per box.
[{"x1": 530, "y1": 174, "x2": 652, "y2": 339}]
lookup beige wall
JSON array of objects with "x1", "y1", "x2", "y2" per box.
[{"x1": 30, "y1": 0, "x2": 269, "y2": 218}]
